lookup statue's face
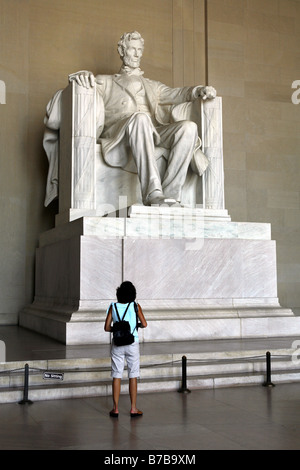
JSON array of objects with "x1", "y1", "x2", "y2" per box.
[{"x1": 123, "y1": 38, "x2": 144, "y2": 68}]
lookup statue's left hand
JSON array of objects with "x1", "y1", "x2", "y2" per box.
[
  {"x1": 68, "y1": 70, "x2": 95, "y2": 88},
  {"x1": 194, "y1": 86, "x2": 217, "y2": 100}
]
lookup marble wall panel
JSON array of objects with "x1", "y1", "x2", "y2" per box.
[
  {"x1": 35, "y1": 236, "x2": 122, "y2": 306},
  {"x1": 240, "y1": 239, "x2": 277, "y2": 298},
  {"x1": 242, "y1": 316, "x2": 300, "y2": 338},
  {"x1": 80, "y1": 237, "x2": 122, "y2": 300},
  {"x1": 35, "y1": 238, "x2": 81, "y2": 305},
  {"x1": 123, "y1": 238, "x2": 278, "y2": 301},
  {"x1": 143, "y1": 318, "x2": 241, "y2": 342}
]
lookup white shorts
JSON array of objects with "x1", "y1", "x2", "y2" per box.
[{"x1": 111, "y1": 341, "x2": 140, "y2": 379}]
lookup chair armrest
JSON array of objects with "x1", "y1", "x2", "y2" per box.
[
  {"x1": 59, "y1": 81, "x2": 98, "y2": 220},
  {"x1": 171, "y1": 97, "x2": 225, "y2": 210}
]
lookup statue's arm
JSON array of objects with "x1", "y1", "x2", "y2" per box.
[{"x1": 153, "y1": 80, "x2": 217, "y2": 106}]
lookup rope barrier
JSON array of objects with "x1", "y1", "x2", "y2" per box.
[
  {"x1": 0, "y1": 350, "x2": 292, "y2": 402},
  {"x1": 0, "y1": 352, "x2": 293, "y2": 375}
]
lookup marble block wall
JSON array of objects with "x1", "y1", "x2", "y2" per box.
[
  {"x1": 19, "y1": 212, "x2": 300, "y2": 345},
  {"x1": 124, "y1": 238, "x2": 277, "y2": 303},
  {"x1": 32, "y1": 217, "x2": 278, "y2": 310},
  {"x1": 33, "y1": 237, "x2": 278, "y2": 308},
  {"x1": 34, "y1": 237, "x2": 122, "y2": 309}
]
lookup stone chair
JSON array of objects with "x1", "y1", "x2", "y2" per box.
[{"x1": 44, "y1": 81, "x2": 226, "y2": 225}]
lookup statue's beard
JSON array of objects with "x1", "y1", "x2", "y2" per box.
[{"x1": 123, "y1": 56, "x2": 141, "y2": 69}]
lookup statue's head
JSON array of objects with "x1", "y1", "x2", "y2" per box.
[{"x1": 117, "y1": 31, "x2": 144, "y2": 68}]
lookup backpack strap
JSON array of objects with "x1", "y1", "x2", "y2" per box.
[
  {"x1": 121, "y1": 302, "x2": 131, "y2": 321},
  {"x1": 114, "y1": 302, "x2": 131, "y2": 322},
  {"x1": 114, "y1": 303, "x2": 121, "y2": 322},
  {"x1": 134, "y1": 302, "x2": 139, "y2": 330}
]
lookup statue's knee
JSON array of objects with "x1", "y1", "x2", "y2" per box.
[
  {"x1": 181, "y1": 120, "x2": 198, "y2": 136},
  {"x1": 133, "y1": 112, "x2": 151, "y2": 127}
]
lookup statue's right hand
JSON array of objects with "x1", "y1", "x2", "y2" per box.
[{"x1": 68, "y1": 70, "x2": 95, "y2": 88}]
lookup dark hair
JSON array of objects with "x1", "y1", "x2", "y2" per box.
[{"x1": 116, "y1": 281, "x2": 136, "y2": 303}]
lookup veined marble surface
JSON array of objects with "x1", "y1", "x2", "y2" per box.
[
  {"x1": 22, "y1": 213, "x2": 298, "y2": 344},
  {"x1": 35, "y1": 237, "x2": 122, "y2": 304},
  {"x1": 24, "y1": 202, "x2": 296, "y2": 346},
  {"x1": 36, "y1": 232, "x2": 277, "y2": 306},
  {"x1": 123, "y1": 237, "x2": 277, "y2": 301}
]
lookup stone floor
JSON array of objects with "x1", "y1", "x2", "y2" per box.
[
  {"x1": 0, "y1": 326, "x2": 300, "y2": 451},
  {"x1": 1, "y1": 381, "x2": 300, "y2": 450}
]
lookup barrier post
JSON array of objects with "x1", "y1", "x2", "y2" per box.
[
  {"x1": 178, "y1": 356, "x2": 191, "y2": 393},
  {"x1": 262, "y1": 351, "x2": 275, "y2": 387},
  {"x1": 19, "y1": 363, "x2": 33, "y2": 404}
]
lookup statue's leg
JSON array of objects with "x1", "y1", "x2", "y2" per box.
[
  {"x1": 157, "y1": 121, "x2": 198, "y2": 202},
  {"x1": 126, "y1": 113, "x2": 164, "y2": 205}
]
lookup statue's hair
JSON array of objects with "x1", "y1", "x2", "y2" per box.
[{"x1": 117, "y1": 31, "x2": 144, "y2": 57}]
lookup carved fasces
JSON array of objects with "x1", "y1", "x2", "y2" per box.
[
  {"x1": 72, "y1": 84, "x2": 96, "y2": 209},
  {"x1": 201, "y1": 97, "x2": 225, "y2": 210},
  {"x1": 60, "y1": 81, "x2": 97, "y2": 214}
]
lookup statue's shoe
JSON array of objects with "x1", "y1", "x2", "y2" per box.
[
  {"x1": 144, "y1": 190, "x2": 165, "y2": 206},
  {"x1": 163, "y1": 199, "x2": 183, "y2": 207}
]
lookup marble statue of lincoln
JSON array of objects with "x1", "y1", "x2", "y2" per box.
[{"x1": 69, "y1": 31, "x2": 216, "y2": 206}]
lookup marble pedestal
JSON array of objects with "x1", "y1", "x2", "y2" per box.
[{"x1": 20, "y1": 206, "x2": 300, "y2": 344}]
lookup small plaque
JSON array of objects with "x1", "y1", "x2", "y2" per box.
[{"x1": 43, "y1": 372, "x2": 64, "y2": 380}]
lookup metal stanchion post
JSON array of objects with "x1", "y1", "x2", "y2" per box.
[
  {"x1": 19, "y1": 363, "x2": 33, "y2": 404},
  {"x1": 178, "y1": 355, "x2": 191, "y2": 393},
  {"x1": 262, "y1": 351, "x2": 275, "y2": 387}
]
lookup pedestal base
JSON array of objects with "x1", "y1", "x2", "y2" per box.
[
  {"x1": 20, "y1": 301, "x2": 300, "y2": 345},
  {"x1": 19, "y1": 208, "x2": 300, "y2": 344}
]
